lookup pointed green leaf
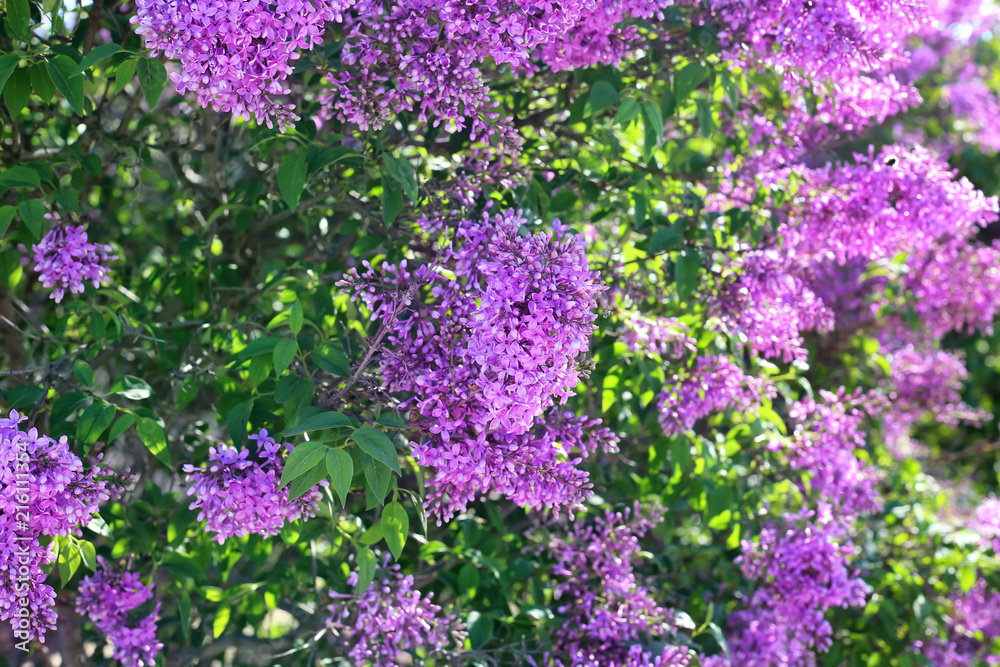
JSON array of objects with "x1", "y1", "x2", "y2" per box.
[
  {"x1": 326, "y1": 448, "x2": 353, "y2": 508},
  {"x1": 277, "y1": 148, "x2": 308, "y2": 208},
  {"x1": 108, "y1": 375, "x2": 153, "y2": 400},
  {"x1": 355, "y1": 546, "x2": 376, "y2": 595},
  {"x1": 360, "y1": 452, "x2": 391, "y2": 507},
  {"x1": 6, "y1": 0, "x2": 30, "y2": 40},
  {"x1": 72, "y1": 360, "x2": 95, "y2": 386},
  {"x1": 76, "y1": 402, "x2": 116, "y2": 448},
  {"x1": 674, "y1": 62, "x2": 708, "y2": 104},
  {"x1": 136, "y1": 57, "x2": 166, "y2": 107},
  {"x1": 284, "y1": 411, "x2": 352, "y2": 436},
  {"x1": 288, "y1": 460, "x2": 327, "y2": 500},
  {"x1": 289, "y1": 299, "x2": 303, "y2": 334},
  {"x1": 273, "y1": 338, "x2": 297, "y2": 377},
  {"x1": 384, "y1": 153, "x2": 418, "y2": 205},
  {"x1": 381, "y1": 175, "x2": 403, "y2": 224},
  {"x1": 0, "y1": 55, "x2": 20, "y2": 93},
  {"x1": 382, "y1": 501, "x2": 409, "y2": 561},
  {"x1": 136, "y1": 416, "x2": 171, "y2": 466},
  {"x1": 279, "y1": 441, "x2": 327, "y2": 487},
  {"x1": 588, "y1": 80, "x2": 619, "y2": 115},
  {"x1": 349, "y1": 427, "x2": 400, "y2": 474},
  {"x1": 75, "y1": 44, "x2": 124, "y2": 74},
  {"x1": 46, "y1": 55, "x2": 86, "y2": 115},
  {"x1": 4, "y1": 66, "x2": 30, "y2": 116},
  {"x1": 614, "y1": 97, "x2": 640, "y2": 127},
  {"x1": 0, "y1": 166, "x2": 40, "y2": 189},
  {"x1": 107, "y1": 413, "x2": 135, "y2": 443},
  {"x1": 17, "y1": 199, "x2": 44, "y2": 240},
  {"x1": 675, "y1": 248, "x2": 701, "y2": 304},
  {"x1": 225, "y1": 398, "x2": 253, "y2": 448},
  {"x1": 114, "y1": 58, "x2": 136, "y2": 94}
]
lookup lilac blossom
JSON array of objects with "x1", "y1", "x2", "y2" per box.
[
  {"x1": 32, "y1": 218, "x2": 117, "y2": 303},
  {"x1": 181, "y1": 429, "x2": 324, "y2": 542},
  {"x1": 657, "y1": 356, "x2": 772, "y2": 437},
  {"x1": 325, "y1": 559, "x2": 466, "y2": 665},
  {"x1": 0, "y1": 410, "x2": 130, "y2": 643},
  {"x1": 131, "y1": 0, "x2": 353, "y2": 129},
  {"x1": 76, "y1": 558, "x2": 163, "y2": 667},
  {"x1": 339, "y1": 210, "x2": 613, "y2": 520},
  {"x1": 544, "y1": 502, "x2": 694, "y2": 667}
]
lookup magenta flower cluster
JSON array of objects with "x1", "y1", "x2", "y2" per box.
[
  {"x1": 76, "y1": 557, "x2": 162, "y2": 667},
  {"x1": 131, "y1": 0, "x2": 352, "y2": 129},
  {"x1": 325, "y1": 559, "x2": 466, "y2": 665},
  {"x1": 181, "y1": 428, "x2": 323, "y2": 542},
  {"x1": 31, "y1": 217, "x2": 117, "y2": 303},
  {"x1": 0, "y1": 409, "x2": 129, "y2": 643},
  {"x1": 543, "y1": 502, "x2": 693, "y2": 667},
  {"x1": 339, "y1": 210, "x2": 616, "y2": 520},
  {"x1": 657, "y1": 355, "x2": 773, "y2": 437}
]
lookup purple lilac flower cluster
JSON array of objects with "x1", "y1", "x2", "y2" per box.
[
  {"x1": 181, "y1": 429, "x2": 323, "y2": 542},
  {"x1": 657, "y1": 355, "x2": 773, "y2": 437},
  {"x1": 711, "y1": 389, "x2": 882, "y2": 666},
  {"x1": 76, "y1": 557, "x2": 162, "y2": 667},
  {"x1": 708, "y1": 0, "x2": 925, "y2": 86},
  {"x1": 621, "y1": 314, "x2": 696, "y2": 360},
  {"x1": 0, "y1": 410, "x2": 129, "y2": 643},
  {"x1": 339, "y1": 210, "x2": 615, "y2": 520},
  {"x1": 131, "y1": 0, "x2": 352, "y2": 129},
  {"x1": 913, "y1": 580, "x2": 1000, "y2": 665},
  {"x1": 715, "y1": 513, "x2": 870, "y2": 667},
  {"x1": 713, "y1": 250, "x2": 834, "y2": 363},
  {"x1": 544, "y1": 502, "x2": 693, "y2": 667},
  {"x1": 31, "y1": 217, "x2": 117, "y2": 303},
  {"x1": 322, "y1": 0, "x2": 671, "y2": 140},
  {"x1": 325, "y1": 559, "x2": 466, "y2": 665}
]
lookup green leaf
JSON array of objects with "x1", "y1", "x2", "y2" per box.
[
  {"x1": 235, "y1": 335, "x2": 279, "y2": 360},
  {"x1": 311, "y1": 345, "x2": 351, "y2": 376},
  {"x1": 641, "y1": 102, "x2": 664, "y2": 159},
  {"x1": 4, "y1": 384, "x2": 42, "y2": 409},
  {"x1": 649, "y1": 227, "x2": 681, "y2": 254},
  {"x1": 349, "y1": 427, "x2": 401, "y2": 474},
  {"x1": 468, "y1": 611, "x2": 494, "y2": 649},
  {"x1": 46, "y1": 55, "x2": 86, "y2": 115},
  {"x1": 288, "y1": 460, "x2": 327, "y2": 500},
  {"x1": 381, "y1": 174, "x2": 403, "y2": 224},
  {"x1": 107, "y1": 413, "x2": 135, "y2": 443},
  {"x1": 614, "y1": 97, "x2": 641, "y2": 127},
  {"x1": 136, "y1": 58, "x2": 167, "y2": 107},
  {"x1": 72, "y1": 360, "x2": 95, "y2": 386},
  {"x1": 272, "y1": 338, "x2": 297, "y2": 377},
  {"x1": 114, "y1": 58, "x2": 136, "y2": 94},
  {"x1": 6, "y1": 0, "x2": 30, "y2": 40},
  {"x1": 376, "y1": 412, "x2": 408, "y2": 429},
  {"x1": 675, "y1": 249, "x2": 701, "y2": 303},
  {"x1": 0, "y1": 206, "x2": 16, "y2": 239},
  {"x1": 360, "y1": 522, "x2": 383, "y2": 545},
  {"x1": 17, "y1": 199, "x2": 44, "y2": 240},
  {"x1": 162, "y1": 552, "x2": 205, "y2": 583},
  {"x1": 279, "y1": 441, "x2": 327, "y2": 487},
  {"x1": 212, "y1": 606, "x2": 230, "y2": 639},
  {"x1": 284, "y1": 411, "x2": 352, "y2": 436},
  {"x1": 225, "y1": 398, "x2": 253, "y2": 448},
  {"x1": 75, "y1": 44, "x2": 123, "y2": 74},
  {"x1": 179, "y1": 590, "x2": 191, "y2": 642},
  {"x1": 76, "y1": 402, "x2": 116, "y2": 447},
  {"x1": 108, "y1": 375, "x2": 153, "y2": 400},
  {"x1": 696, "y1": 98, "x2": 714, "y2": 136},
  {"x1": 137, "y1": 416, "x2": 171, "y2": 466},
  {"x1": 0, "y1": 165, "x2": 40, "y2": 189},
  {"x1": 289, "y1": 299, "x2": 303, "y2": 334},
  {"x1": 360, "y1": 452, "x2": 391, "y2": 507},
  {"x1": 326, "y1": 448, "x2": 353, "y2": 507},
  {"x1": 3, "y1": 66, "x2": 30, "y2": 116},
  {"x1": 384, "y1": 153, "x2": 418, "y2": 205},
  {"x1": 674, "y1": 62, "x2": 708, "y2": 104},
  {"x1": 79, "y1": 540, "x2": 96, "y2": 571},
  {"x1": 58, "y1": 540, "x2": 82, "y2": 587},
  {"x1": 0, "y1": 55, "x2": 20, "y2": 93},
  {"x1": 588, "y1": 80, "x2": 619, "y2": 115},
  {"x1": 459, "y1": 563, "x2": 480, "y2": 596},
  {"x1": 355, "y1": 546, "x2": 376, "y2": 595},
  {"x1": 124, "y1": 594, "x2": 157, "y2": 627},
  {"x1": 277, "y1": 149, "x2": 308, "y2": 208},
  {"x1": 382, "y1": 501, "x2": 409, "y2": 560}
]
